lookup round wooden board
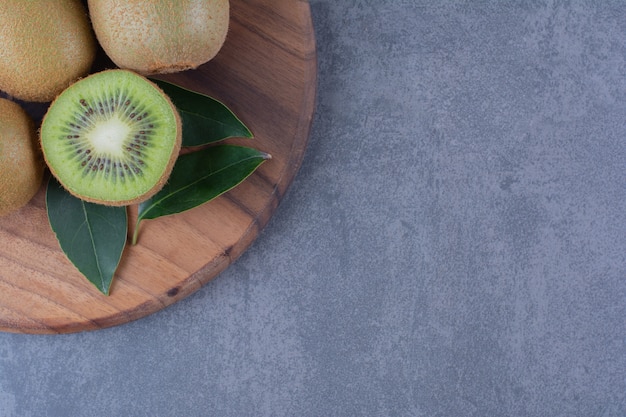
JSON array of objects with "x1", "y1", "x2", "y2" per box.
[{"x1": 0, "y1": 0, "x2": 316, "y2": 334}]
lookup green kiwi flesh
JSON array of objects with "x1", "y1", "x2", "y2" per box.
[{"x1": 40, "y1": 70, "x2": 182, "y2": 206}]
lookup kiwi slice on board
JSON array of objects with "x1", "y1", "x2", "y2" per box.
[{"x1": 40, "y1": 69, "x2": 182, "y2": 206}]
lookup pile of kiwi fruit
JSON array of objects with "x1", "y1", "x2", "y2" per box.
[{"x1": 0, "y1": 0, "x2": 229, "y2": 215}]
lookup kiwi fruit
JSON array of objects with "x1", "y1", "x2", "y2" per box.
[
  {"x1": 0, "y1": 98, "x2": 44, "y2": 216},
  {"x1": 40, "y1": 69, "x2": 182, "y2": 206},
  {"x1": 0, "y1": 0, "x2": 96, "y2": 103},
  {"x1": 87, "y1": 0, "x2": 229, "y2": 75}
]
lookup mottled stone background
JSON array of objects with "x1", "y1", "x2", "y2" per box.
[{"x1": 0, "y1": 1, "x2": 624, "y2": 416}]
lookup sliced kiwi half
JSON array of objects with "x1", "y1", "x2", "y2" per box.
[{"x1": 40, "y1": 69, "x2": 182, "y2": 206}]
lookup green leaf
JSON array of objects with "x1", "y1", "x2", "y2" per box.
[
  {"x1": 46, "y1": 178, "x2": 128, "y2": 295},
  {"x1": 150, "y1": 78, "x2": 253, "y2": 147},
  {"x1": 133, "y1": 145, "x2": 270, "y2": 245}
]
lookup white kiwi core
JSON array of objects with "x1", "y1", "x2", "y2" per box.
[{"x1": 88, "y1": 115, "x2": 131, "y2": 157}]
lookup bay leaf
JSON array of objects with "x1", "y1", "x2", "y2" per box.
[
  {"x1": 133, "y1": 145, "x2": 270, "y2": 244},
  {"x1": 46, "y1": 178, "x2": 128, "y2": 295},
  {"x1": 151, "y1": 78, "x2": 253, "y2": 147}
]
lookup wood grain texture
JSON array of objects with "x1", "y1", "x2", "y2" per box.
[{"x1": 0, "y1": 0, "x2": 316, "y2": 334}]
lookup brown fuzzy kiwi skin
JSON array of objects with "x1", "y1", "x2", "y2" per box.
[
  {"x1": 87, "y1": 0, "x2": 229, "y2": 75},
  {"x1": 0, "y1": 0, "x2": 96, "y2": 103},
  {"x1": 0, "y1": 98, "x2": 44, "y2": 216},
  {"x1": 40, "y1": 70, "x2": 182, "y2": 207}
]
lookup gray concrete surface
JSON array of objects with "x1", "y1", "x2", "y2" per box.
[{"x1": 1, "y1": 1, "x2": 625, "y2": 416}]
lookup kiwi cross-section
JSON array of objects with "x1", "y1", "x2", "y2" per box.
[{"x1": 40, "y1": 69, "x2": 182, "y2": 206}]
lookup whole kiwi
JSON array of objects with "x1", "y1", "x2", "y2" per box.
[
  {"x1": 88, "y1": 0, "x2": 229, "y2": 75},
  {"x1": 40, "y1": 69, "x2": 182, "y2": 207},
  {"x1": 0, "y1": 0, "x2": 96, "y2": 103},
  {"x1": 0, "y1": 98, "x2": 44, "y2": 216}
]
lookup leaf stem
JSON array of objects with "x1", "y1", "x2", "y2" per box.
[{"x1": 131, "y1": 221, "x2": 141, "y2": 246}]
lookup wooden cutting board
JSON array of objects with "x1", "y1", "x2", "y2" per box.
[{"x1": 0, "y1": 0, "x2": 316, "y2": 334}]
